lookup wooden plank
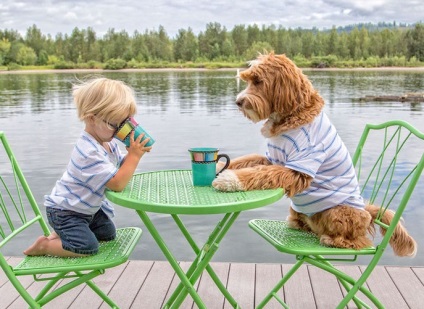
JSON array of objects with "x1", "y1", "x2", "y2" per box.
[
  {"x1": 361, "y1": 265, "x2": 409, "y2": 309},
  {"x1": 224, "y1": 262, "x2": 256, "y2": 308},
  {"x1": 308, "y1": 264, "x2": 345, "y2": 309},
  {"x1": 196, "y1": 262, "x2": 230, "y2": 309},
  {"x1": 99, "y1": 260, "x2": 154, "y2": 309},
  {"x1": 254, "y1": 263, "x2": 283, "y2": 308},
  {"x1": 283, "y1": 264, "x2": 317, "y2": 309},
  {"x1": 43, "y1": 279, "x2": 85, "y2": 309},
  {"x1": 0, "y1": 257, "x2": 37, "y2": 308},
  {"x1": 0, "y1": 256, "x2": 11, "y2": 287},
  {"x1": 131, "y1": 260, "x2": 175, "y2": 308},
  {"x1": 412, "y1": 266, "x2": 424, "y2": 282},
  {"x1": 336, "y1": 264, "x2": 371, "y2": 309},
  {"x1": 8, "y1": 276, "x2": 63, "y2": 309},
  {"x1": 387, "y1": 266, "x2": 424, "y2": 309},
  {"x1": 67, "y1": 261, "x2": 127, "y2": 308},
  {"x1": 1, "y1": 257, "x2": 423, "y2": 309},
  {"x1": 163, "y1": 261, "x2": 195, "y2": 309}
]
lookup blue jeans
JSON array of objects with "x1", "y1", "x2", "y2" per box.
[{"x1": 46, "y1": 207, "x2": 116, "y2": 255}]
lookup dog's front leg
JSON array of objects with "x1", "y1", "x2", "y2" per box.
[
  {"x1": 216, "y1": 153, "x2": 271, "y2": 173},
  {"x1": 228, "y1": 154, "x2": 272, "y2": 169},
  {"x1": 212, "y1": 164, "x2": 312, "y2": 196}
]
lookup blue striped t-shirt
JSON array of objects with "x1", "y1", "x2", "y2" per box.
[
  {"x1": 44, "y1": 131, "x2": 124, "y2": 218},
  {"x1": 266, "y1": 112, "x2": 364, "y2": 215}
]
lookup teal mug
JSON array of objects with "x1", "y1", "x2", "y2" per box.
[
  {"x1": 114, "y1": 117, "x2": 155, "y2": 147},
  {"x1": 188, "y1": 148, "x2": 230, "y2": 186}
]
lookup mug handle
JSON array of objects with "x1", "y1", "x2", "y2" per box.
[{"x1": 216, "y1": 154, "x2": 230, "y2": 176}]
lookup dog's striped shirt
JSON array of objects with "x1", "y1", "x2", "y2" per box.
[{"x1": 266, "y1": 112, "x2": 365, "y2": 216}]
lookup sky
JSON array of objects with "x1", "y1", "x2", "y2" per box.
[{"x1": 1, "y1": 0, "x2": 423, "y2": 38}]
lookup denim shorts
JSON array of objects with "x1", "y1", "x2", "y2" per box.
[{"x1": 46, "y1": 207, "x2": 116, "y2": 255}]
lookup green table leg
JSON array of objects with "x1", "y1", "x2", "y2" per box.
[
  {"x1": 135, "y1": 210, "x2": 207, "y2": 309},
  {"x1": 168, "y1": 212, "x2": 240, "y2": 308}
]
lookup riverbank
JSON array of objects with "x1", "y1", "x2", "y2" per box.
[{"x1": 1, "y1": 66, "x2": 424, "y2": 75}]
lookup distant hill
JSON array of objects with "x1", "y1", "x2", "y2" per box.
[{"x1": 333, "y1": 21, "x2": 418, "y2": 33}]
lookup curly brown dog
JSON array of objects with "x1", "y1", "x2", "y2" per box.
[{"x1": 212, "y1": 52, "x2": 416, "y2": 256}]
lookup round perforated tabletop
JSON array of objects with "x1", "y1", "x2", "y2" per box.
[{"x1": 106, "y1": 170, "x2": 284, "y2": 214}]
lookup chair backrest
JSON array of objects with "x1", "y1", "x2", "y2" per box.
[
  {"x1": 351, "y1": 120, "x2": 424, "y2": 250},
  {"x1": 0, "y1": 132, "x2": 50, "y2": 254}
]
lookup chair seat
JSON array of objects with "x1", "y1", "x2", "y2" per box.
[
  {"x1": 14, "y1": 227, "x2": 142, "y2": 276},
  {"x1": 249, "y1": 219, "x2": 376, "y2": 256}
]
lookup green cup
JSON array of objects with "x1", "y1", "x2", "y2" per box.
[{"x1": 189, "y1": 148, "x2": 230, "y2": 186}]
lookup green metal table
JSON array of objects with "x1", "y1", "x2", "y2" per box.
[{"x1": 106, "y1": 170, "x2": 284, "y2": 308}]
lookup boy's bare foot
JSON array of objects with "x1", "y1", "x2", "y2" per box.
[
  {"x1": 23, "y1": 236, "x2": 49, "y2": 256},
  {"x1": 47, "y1": 231, "x2": 59, "y2": 240}
]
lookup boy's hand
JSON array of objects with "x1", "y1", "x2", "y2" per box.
[
  {"x1": 126, "y1": 131, "x2": 153, "y2": 158},
  {"x1": 107, "y1": 131, "x2": 153, "y2": 191}
]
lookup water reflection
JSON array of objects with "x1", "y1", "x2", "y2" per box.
[{"x1": 0, "y1": 69, "x2": 423, "y2": 266}]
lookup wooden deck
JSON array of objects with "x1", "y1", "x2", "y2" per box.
[{"x1": 1, "y1": 257, "x2": 424, "y2": 308}]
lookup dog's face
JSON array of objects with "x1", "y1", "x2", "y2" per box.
[{"x1": 236, "y1": 53, "x2": 314, "y2": 124}]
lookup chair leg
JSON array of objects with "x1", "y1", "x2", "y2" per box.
[
  {"x1": 337, "y1": 270, "x2": 385, "y2": 309},
  {"x1": 36, "y1": 270, "x2": 114, "y2": 307},
  {"x1": 34, "y1": 273, "x2": 63, "y2": 302},
  {"x1": 305, "y1": 256, "x2": 385, "y2": 309},
  {"x1": 256, "y1": 259, "x2": 304, "y2": 309},
  {"x1": 86, "y1": 278, "x2": 119, "y2": 308},
  {"x1": 7, "y1": 275, "x2": 41, "y2": 308}
]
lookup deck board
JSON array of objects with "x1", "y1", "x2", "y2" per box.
[
  {"x1": 1, "y1": 257, "x2": 423, "y2": 308},
  {"x1": 282, "y1": 264, "x2": 316, "y2": 309},
  {"x1": 360, "y1": 265, "x2": 408, "y2": 308},
  {"x1": 196, "y1": 262, "x2": 230, "y2": 309}
]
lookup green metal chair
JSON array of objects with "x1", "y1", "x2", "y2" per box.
[
  {"x1": 249, "y1": 120, "x2": 424, "y2": 309},
  {"x1": 0, "y1": 131, "x2": 142, "y2": 308}
]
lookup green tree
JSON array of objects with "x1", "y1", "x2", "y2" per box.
[
  {"x1": 275, "y1": 28, "x2": 289, "y2": 54},
  {"x1": 326, "y1": 27, "x2": 338, "y2": 55},
  {"x1": 101, "y1": 28, "x2": 131, "y2": 61},
  {"x1": 0, "y1": 21, "x2": 422, "y2": 68},
  {"x1": 37, "y1": 49, "x2": 49, "y2": 65},
  {"x1": 174, "y1": 28, "x2": 198, "y2": 62},
  {"x1": 0, "y1": 29, "x2": 22, "y2": 43},
  {"x1": 301, "y1": 31, "x2": 314, "y2": 58},
  {"x1": 0, "y1": 38, "x2": 11, "y2": 65},
  {"x1": 359, "y1": 28, "x2": 371, "y2": 59},
  {"x1": 286, "y1": 29, "x2": 303, "y2": 57},
  {"x1": 221, "y1": 38, "x2": 235, "y2": 59},
  {"x1": 68, "y1": 27, "x2": 86, "y2": 63},
  {"x1": 198, "y1": 22, "x2": 226, "y2": 60},
  {"x1": 16, "y1": 46, "x2": 37, "y2": 65},
  {"x1": 244, "y1": 41, "x2": 274, "y2": 60},
  {"x1": 143, "y1": 26, "x2": 173, "y2": 61},
  {"x1": 25, "y1": 24, "x2": 45, "y2": 57},
  {"x1": 231, "y1": 25, "x2": 248, "y2": 57},
  {"x1": 348, "y1": 27, "x2": 361, "y2": 59},
  {"x1": 406, "y1": 23, "x2": 424, "y2": 61},
  {"x1": 337, "y1": 32, "x2": 350, "y2": 60},
  {"x1": 246, "y1": 24, "x2": 261, "y2": 47},
  {"x1": 85, "y1": 27, "x2": 100, "y2": 62},
  {"x1": 131, "y1": 30, "x2": 149, "y2": 62}
]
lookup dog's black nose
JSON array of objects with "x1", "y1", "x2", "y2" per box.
[{"x1": 236, "y1": 98, "x2": 243, "y2": 108}]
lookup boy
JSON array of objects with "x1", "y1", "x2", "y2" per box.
[{"x1": 24, "y1": 77, "x2": 152, "y2": 257}]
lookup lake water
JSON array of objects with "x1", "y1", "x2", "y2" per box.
[{"x1": 1, "y1": 69, "x2": 423, "y2": 266}]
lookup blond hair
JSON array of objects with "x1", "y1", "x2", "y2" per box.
[{"x1": 73, "y1": 77, "x2": 137, "y2": 124}]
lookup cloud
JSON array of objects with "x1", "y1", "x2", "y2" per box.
[{"x1": 0, "y1": 0, "x2": 422, "y2": 38}]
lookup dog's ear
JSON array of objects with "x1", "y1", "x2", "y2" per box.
[{"x1": 271, "y1": 54, "x2": 316, "y2": 115}]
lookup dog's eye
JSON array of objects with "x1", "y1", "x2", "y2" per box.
[{"x1": 252, "y1": 77, "x2": 262, "y2": 85}]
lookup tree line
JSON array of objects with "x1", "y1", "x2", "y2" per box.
[{"x1": 0, "y1": 22, "x2": 423, "y2": 70}]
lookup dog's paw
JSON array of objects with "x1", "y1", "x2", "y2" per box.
[{"x1": 212, "y1": 170, "x2": 244, "y2": 192}]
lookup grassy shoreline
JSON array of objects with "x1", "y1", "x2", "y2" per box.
[{"x1": 1, "y1": 66, "x2": 424, "y2": 75}]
